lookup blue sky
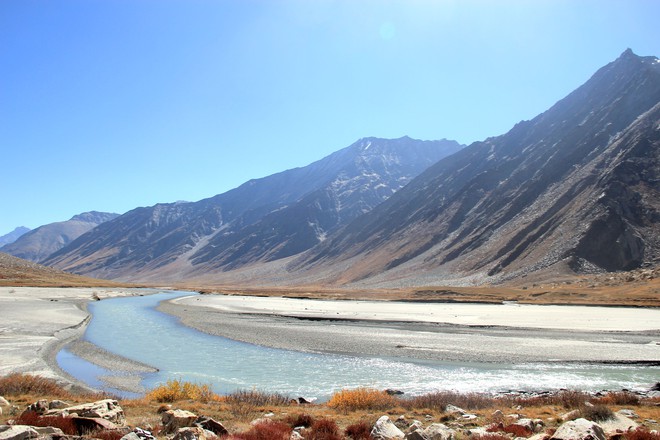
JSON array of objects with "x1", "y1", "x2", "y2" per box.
[{"x1": 1, "y1": 0, "x2": 659, "y2": 235}]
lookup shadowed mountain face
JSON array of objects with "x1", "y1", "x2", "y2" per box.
[
  {"x1": 291, "y1": 49, "x2": 660, "y2": 285},
  {"x1": 44, "y1": 137, "x2": 462, "y2": 280},
  {"x1": 1, "y1": 212, "x2": 119, "y2": 263}
]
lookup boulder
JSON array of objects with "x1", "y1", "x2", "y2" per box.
[
  {"x1": 71, "y1": 416, "x2": 121, "y2": 433},
  {"x1": 551, "y1": 418, "x2": 606, "y2": 440},
  {"x1": 445, "y1": 405, "x2": 466, "y2": 415},
  {"x1": 48, "y1": 400, "x2": 69, "y2": 410},
  {"x1": 162, "y1": 410, "x2": 198, "y2": 435},
  {"x1": 561, "y1": 410, "x2": 581, "y2": 421},
  {"x1": 407, "y1": 421, "x2": 423, "y2": 433},
  {"x1": 195, "y1": 417, "x2": 228, "y2": 436},
  {"x1": 120, "y1": 428, "x2": 155, "y2": 440},
  {"x1": 47, "y1": 399, "x2": 125, "y2": 425},
  {"x1": 32, "y1": 427, "x2": 64, "y2": 436},
  {"x1": 406, "y1": 424, "x2": 456, "y2": 440},
  {"x1": 172, "y1": 427, "x2": 209, "y2": 440},
  {"x1": 0, "y1": 397, "x2": 9, "y2": 407},
  {"x1": 514, "y1": 419, "x2": 536, "y2": 432},
  {"x1": 0, "y1": 425, "x2": 39, "y2": 440},
  {"x1": 405, "y1": 430, "x2": 426, "y2": 440},
  {"x1": 25, "y1": 400, "x2": 49, "y2": 415},
  {"x1": 371, "y1": 416, "x2": 405, "y2": 440},
  {"x1": 599, "y1": 413, "x2": 638, "y2": 435}
]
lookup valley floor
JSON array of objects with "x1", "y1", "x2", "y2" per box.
[{"x1": 1, "y1": 287, "x2": 658, "y2": 395}]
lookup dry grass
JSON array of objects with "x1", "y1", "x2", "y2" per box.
[
  {"x1": 176, "y1": 268, "x2": 660, "y2": 307},
  {"x1": 0, "y1": 373, "x2": 70, "y2": 397},
  {"x1": 223, "y1": 389, "x2": 291, "y2": 419},
  {"x1": 3, "y1": 374, "x2": 660, "y2": 440},
  {"x1": 225, "y1": 420, "x2": 291, "y2": 440},
  {"x1": 403, "y1": 391, "x2": 496, "y2": 411},
  {"x1": 327, "y1": 388, "x2": 399, "y2": 413}
]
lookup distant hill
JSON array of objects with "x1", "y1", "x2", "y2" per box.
[
  {"x1": 44, "y1": 137, "x2": 463, "y2": 281},
  {"x1": 0, "y1": 252, "x2": 125, "y2": 287},
  {"x1": 0, "y1": 226, "x2": 30, "y2": 248},
  {"x1": 1, "y1": 211, "x2": 119, "y2": 263},
  {"x1": 288, "y1": 49, "x2": 660, "y2": 286}
]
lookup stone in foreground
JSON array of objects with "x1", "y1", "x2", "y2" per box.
[{"x1": 551, "y1": 418, "x2": 606, "y2": 440}]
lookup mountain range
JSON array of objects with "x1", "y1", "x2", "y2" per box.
[
  {"x1": 9, "y1": 49, "x2": 659, "y2": 288},
  {"x1": 1, "y1": 212, "x2": 119, "y2": 263},
  {"x1": 43, "y1": 137, "x2": 462, "y2": 281}
]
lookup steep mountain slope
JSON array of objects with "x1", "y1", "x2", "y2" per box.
[
  {"x1": 45, "y1": 137, "x2": 462, "y2": 280},
  {"x1": 0, "y1": 226, "x2": 30, "y2": 248},
  {"x1": 291, "y1": 49, "x2": 660, "y2": 286},
  {"x1": 1, "y1": 212, "x2": 119, "y2": 263}
]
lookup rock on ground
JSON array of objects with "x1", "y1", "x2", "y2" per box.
[
  {"x1": 0, "y1": 425, "x2": 39, "y2": 440},
  {"x1": 46, "y1": 399, "x2": 125, "y2": 425},
  {"x1": 551, "y1": 418, "x2": 606, "y2": 440},
  {"x1": 161, "y1": 410, "x2": 198, "y2": 435},
  {"x1": 371, "y1": 416, "x2": 405, "y2": 439}
]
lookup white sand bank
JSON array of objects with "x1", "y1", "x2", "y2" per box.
[
  {"x1": 161, "y1": 294, "x2": 660, "y2": 364},
  {"x1": 172, "y1": 294, "x2": 660, "y2": 332}
]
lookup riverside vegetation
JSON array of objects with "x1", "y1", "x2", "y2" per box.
[{"x1": 1, "y1": 375, "x2": 660, "y2": 440}]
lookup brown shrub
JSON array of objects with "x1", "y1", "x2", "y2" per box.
[
  {"x1": 345, "y1": 420, "x2": 372, "y2": 440},
  {"x1": 225, "y1": 389, "x2": 290, "y2": 419},
  {"x1": 14, "y1": 412, "x2": 78, "y2": 435},
  {"x1": 592, "y1": 391, "x2": 640, "y2": 406},
  {"x1": 307, "y1": 418, "x2": 342, "y2": 440},
  {"x1": 285, "y1": 413, "x2": 314, "y2": 428},
  {"x1": 580, "y1": 404, "x2": 615, "y2": 422},
  {"x1": 625, "y1": 428, "x2": 660, "y2": 440},
  {"x1": 0, "y1": 373, "x2": 69, "y2": 397},
  {"x1": 227, "y1": 420, "x2": 291, "y2": 440},
  {"x1": 327, "y1": 388, "x2": 398, "y2": 412},
  {"x1": 552, "y1": 390, "x2": 589, "y2": 409},
  {"x1": 146, "y1": 379, "x2": 218, "y2": 403}
]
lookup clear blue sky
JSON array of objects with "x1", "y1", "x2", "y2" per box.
[{"x1": 1, "y1": 0, "x2": 659, "y2": 234}]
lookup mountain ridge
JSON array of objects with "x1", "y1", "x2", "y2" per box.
[
  {"x1": 44, "y1": 137, "x2": 463, "y2": 280},
  {"x1": 285, "y1": 49, "x2": 660, "y2": 287}
]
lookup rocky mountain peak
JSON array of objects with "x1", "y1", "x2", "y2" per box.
[{"x1": 70, "y1": 211, "x2": 120, "y2": 223}]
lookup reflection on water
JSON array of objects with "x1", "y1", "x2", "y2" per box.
[{"x1": 58, "y1": 291, "x2": 660, "y2": 399}]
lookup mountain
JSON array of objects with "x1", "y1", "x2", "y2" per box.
[
  {"x1": 288, "y1": 49, "x2": 660, "y2": 286},
  {"x1": 0, "y1": 252, "x2": 125, "y2": 287},
  {"x1": 1, "y1": 211, "x2": 120, "y2": 263},
  {"x1": 44, "y1": 137, "x2": 463, "y2": 280},
  {"x1": 0, "y1": 227, "x2": 30, "y2": 248}
]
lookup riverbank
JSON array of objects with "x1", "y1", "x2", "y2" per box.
[
  {"x1": 0, "y1": 287, "x2": 157, "y2": 393},
  {"x1": 160, "y1": 294, "x2": 660, "y2": 364}
]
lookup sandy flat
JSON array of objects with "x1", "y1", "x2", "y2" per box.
[
  {"x1": 161, "y1": 294, "x2": 660, "y2": 364},
  {"x1": 171, "y1": 294, "x2": 660, "y2": 331},
  {"x1": 0, "y1": 287, "x2": 151, "y2": 391}
]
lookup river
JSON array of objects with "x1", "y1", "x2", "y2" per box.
[{"x1": 57, "y1": 290, "x2": 660, "y2": 400}]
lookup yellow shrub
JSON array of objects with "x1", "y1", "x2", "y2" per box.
[
  {"x1": 146, "y1": 379, "x2": 219, "y2": 403},
  {"x1": 327, "y1": 387, "x2": 398, "y2": 412}
]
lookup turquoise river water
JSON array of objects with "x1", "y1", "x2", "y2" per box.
[{"x1": 57, "y1": 290, "x2": 660, "y2": 399}]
